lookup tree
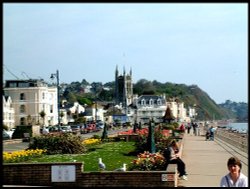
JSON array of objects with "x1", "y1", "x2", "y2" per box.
[
  {"x1": 39, "y1": 110, "x2": 46, "y2": 126},
  {"x1": 60, "y1": 111, "x2": 64, "y2": 123}
]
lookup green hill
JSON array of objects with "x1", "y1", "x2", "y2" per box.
[{"x1": 62, "y1": 79, "x2": 244, "y2": 121}]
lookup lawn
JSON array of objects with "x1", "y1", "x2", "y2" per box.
[{"x1": 23, "y1": 141, "x2": 138, "y2": 171}]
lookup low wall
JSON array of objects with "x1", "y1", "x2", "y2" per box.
[{"x1": 3, "y1": 162, "x2": 178, "y2": 187}]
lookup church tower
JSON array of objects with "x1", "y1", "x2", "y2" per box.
[{"x1": 115, "y1": 66, "x2": 133, "y2": 111}]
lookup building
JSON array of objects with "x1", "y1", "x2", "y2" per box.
[
  {"x1": 2, "y1": 95, "x2": 15, "y2": 130},
  {"x1": 60, "y1": 101, "x2": 86, "y2": 124},
  {"x1": 3, "y1": 79, "x2": 58, "y2": 126},
  {"x1": 132, "y1": 94, "x2": 167, "y2": 124},
  {"x1": 114, "y1": 66, "x2": 133, "y2": 113}
]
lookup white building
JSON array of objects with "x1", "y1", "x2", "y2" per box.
[
  {"x1": 133, "y1": 94, "x2": 167, "y2": 124},
  {"x1": 61, "y1": 101, "x2": 86, "y2": 124},
  {"x1": 84, "y1": 103, "x2": 105, "y2": 122},
  {"x1": 2, "y1": 95, "x2": 15, "y2": 130},
  {"x1": 3, "y1": 79, "x2": 58, "y2": 126}
]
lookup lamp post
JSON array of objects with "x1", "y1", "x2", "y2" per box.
[{"x1": 50, "y1": 70, "x2": 60, "y2": 128}]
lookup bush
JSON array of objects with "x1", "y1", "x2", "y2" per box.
[
  {"x1": 12, "y1": 125, "x2": 32, "y2": 139},
  {"x1": 133, "y1": 126, "x2": 171, "y2": 153},
  {"x1": 28, "y1": 133, "x2": 86, "y2": 154}
]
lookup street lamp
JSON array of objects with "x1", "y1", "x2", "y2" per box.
[{"x1": 50, "y1": 70, "x2": 60, "y2": 128}]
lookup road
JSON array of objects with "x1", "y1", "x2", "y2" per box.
[{"x1": 3, "y1": 127, "x2": 132, "y2": 152}]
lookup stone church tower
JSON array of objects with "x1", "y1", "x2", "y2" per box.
[{"x1": 115, "y1": 65, "x2": 133, "y2": 112}]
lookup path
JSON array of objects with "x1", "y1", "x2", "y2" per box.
[{"x1": 178, "y1": 132, "x2": 248, "y2": 187}]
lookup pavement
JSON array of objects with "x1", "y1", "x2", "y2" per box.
[{"x1": 178, "y1": 131, "x2": 248, "y2": 187}]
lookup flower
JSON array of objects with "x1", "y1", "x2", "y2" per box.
[{"x1": 130, "y1": 151, "x2": 166, "y2": 171}]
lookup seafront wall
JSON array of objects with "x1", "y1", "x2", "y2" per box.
[{"x1": 215, "y1": 128, "x2": 248, "y2": 153}]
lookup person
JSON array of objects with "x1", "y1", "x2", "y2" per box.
[
  {"x1": 192, "y1": 122, "x2": 197, "y2": 136},
  {"x1": 209, "y1": 126, "x2": 216, "y2": 141},
  {"x1": 205, "y1": 129, "x2": 210, "y2": 141},
  {"x1": 179, "y1": 123, "x2": 185, "y2": 133},
  {"x1": 220, "y1": 156, "x2": 248, "y2": 187},
  {"x1": 187, "y1": 123, "x2": 191, "y2": 134},
  {"x1": 163, "y1": 140, "x2": 188, "y2": 180}
]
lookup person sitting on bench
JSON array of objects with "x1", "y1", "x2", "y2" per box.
[{"x1": 163, "y1": 140, "x2": 188, "y2": 180}]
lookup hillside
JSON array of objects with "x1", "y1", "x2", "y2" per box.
[{"x1": 61, "y1": 79, "x2": 244, "y2": 121}]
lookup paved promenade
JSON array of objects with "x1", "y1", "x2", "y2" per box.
[{"x1": 178, "y1": 132, "x2": 248, "y2": 187}]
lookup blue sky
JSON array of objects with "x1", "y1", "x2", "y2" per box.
[{"x1": 3, "y1": 3, "x2": 248, "y2": 104}]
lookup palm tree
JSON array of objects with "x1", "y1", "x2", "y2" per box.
[{"x1": 60, "y1": 111, "x2": 64, "y2": 124}]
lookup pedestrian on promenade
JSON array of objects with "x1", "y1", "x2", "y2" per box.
[
  {"x1": 220, "y1": 156, "x2": 248, "y2": 187},
  {"x1": 163, "y1": 140, "x2": 188, "y2": 180},
  {"x1": 192, "y1": 122, "x2": 197, "y2": 136},
  {"x1": 179, "y1": 123, "x2": 185, "y2": 133},
  {"x1": 205, "y1": 129, "x2": 210, "y2": 141},
  {"x1": 187, "y1": 123, "x2": 191, "y2": 134},
  {"x1": 209, "y1": 126, "x2": 216, "y2": 141}
]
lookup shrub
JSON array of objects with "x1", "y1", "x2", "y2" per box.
[
  {"x1": 134, "y1": 126, "x2": 171, "y2": 153},
  {"x1": 12, "y1": 125, "x2": 32, "y2": 139},
  {"x1": 28, "y1": 133, "x2": 86, "y2": 154}
]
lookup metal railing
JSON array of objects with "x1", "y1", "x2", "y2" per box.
[{"x1": 215, "y1": 129, "x2": 248, "y2": 153}]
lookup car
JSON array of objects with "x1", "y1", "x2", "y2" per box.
[
  {"x1": 5, "y1": 129, "x2": 15, "y2": 139},
  {"x1": 41, "y1": 127, "x2": 50, "y2": 134},
  {"x1": 97, "y1": 122, "x2": 104, "y2": 129},
  {"x1": 3, "y1": 130, "x2": 11, "y2": 140},
  {"x1": 86, "y1": 123, "x2": 97, "y2": 133},
  {"x1": 48, "y1": 126, "x2": 61, "y2": 133},
  {"x1": 61, "y1": 125, "x2": 72, "y2": 133},
  {"x1": 70, "y1": 125, "x2": 81, "y2": 134}
]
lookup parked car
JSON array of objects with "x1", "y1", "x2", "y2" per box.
[
  {"x1": 70, "y1": 125, "x2": 81, "y2": 134},
  {"x1": 86, "y1": 123, "x2": 97, "y2": 133},
  {"x1": 48, "y1": 126, "x2": 61, "y2": 133},
  {"x1": 61, "y1": 125, "x2": 72, "y2": 133},
  {"x1": 96, "y1": 121, "x2": 105, "y2": 129},
  {"x1": 40, "y1": 127, "x2": 49, "y2": 134},
  {"x1": 3, "y1": 130, "x2": 11, "y2": 140},
  {"x1": 5, "y1": 129, "x2": 15, "y2": 139}
]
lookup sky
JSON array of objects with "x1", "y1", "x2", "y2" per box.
[{"x1": 3, "y1": 3, "x2": 248, "y2": 104}]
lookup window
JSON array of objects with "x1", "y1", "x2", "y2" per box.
[
  {"x1": 50, "y1": 105, "x2": 53, "y2": 113},
  {"x1": 20, "y1": 117, "x2": 25, "y2": 125},
  {"x1": 42, "y1": 92, "x2": 45, "y2": 100},
  {"x1": 141, "y1": 99, "x2": 146, "y2": 106},
  {"x1": 149, "y1": 99, "x2": 153, "y2": 106},
  {"x1": 157, "y1": 99, "x2": 162, "y2": 105},
  {"x1": 9, "y1": 83, "x2": 17, "y2": 87},
  {"x1": 20, "y1": 105, "x2": 26, "y2": 113},
  {"x1": 20, "y1": 93, "x2": 25, "y2": 100},
  {"x1": 19, "y1": 82, "x2": 29, "y2": 87}
]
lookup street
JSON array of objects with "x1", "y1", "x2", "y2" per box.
[{"x1": 3, "y1": 126, "x2": 133, "y2": 152}]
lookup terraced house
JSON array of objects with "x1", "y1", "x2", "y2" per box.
[{"x1": 3, "y1": 79, "x2": 58, "y2": 126}]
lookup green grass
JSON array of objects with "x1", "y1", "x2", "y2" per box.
[{"x1": 23, "y1": 141, "x2": 137, "y2": 171}]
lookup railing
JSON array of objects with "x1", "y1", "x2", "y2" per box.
[{"x1": 215, "y1": 129, "x2": 248, "y2": 153}]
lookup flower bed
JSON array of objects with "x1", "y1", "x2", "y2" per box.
[
  {"x1": 129, "y1": 151, "x2": 166, "y2": 171},
  {"x1": 118, "y1": 128, "x2": 170, "y2": 137},
  {"x1": 3, "y1": 149, "x2": 47, "y2": 163}
]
